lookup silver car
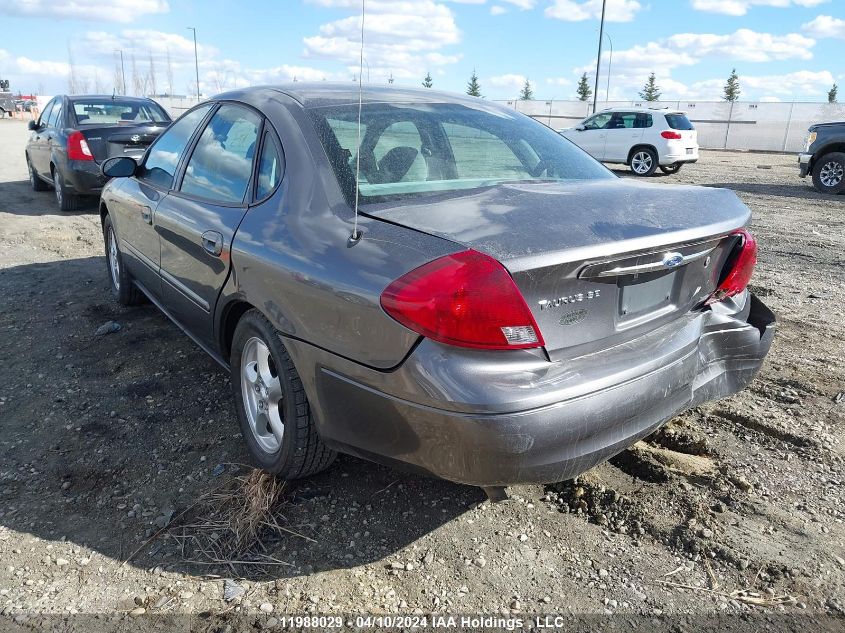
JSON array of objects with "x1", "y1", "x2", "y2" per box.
[{"x1": 98, "y1": 85, "x2": 775, "y2": 490}]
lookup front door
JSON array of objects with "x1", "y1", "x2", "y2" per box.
[
  {"x1": 29, "y1": 99, "x2": 55, "y2": 176},
  {"x1": 569, "y1": 112, "x2": 612, "y2": 160},
  {"x1": 117, "y1": 104, "x2": 214, "y2": 296},
  {"x1": 156, "y1": 103, "x2": 261, "y2": 346},
  {"x1": 603, "y1": 111, "x2": 646, "y2": 163}
]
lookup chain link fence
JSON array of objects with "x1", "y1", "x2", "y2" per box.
[{"x1": 496, "y1": 99, "x2": 845, "y2": 153}]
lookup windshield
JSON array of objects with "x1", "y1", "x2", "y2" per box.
[
  {"x1": 71, "y1": 99, "x2": 171, "y2": 125},
  {"x1": 310, "y1": 102, "x2": 612, "y2": 204}
]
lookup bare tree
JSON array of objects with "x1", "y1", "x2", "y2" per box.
[
  {"x1": 166, "y1": 47, "x2": 174, "y2": 96},
  {"x1": 146, "y1": 50, "x2": 158, "y2": 96},
  {"x1": 67, "y1": 44, "x2": 79, "y2": 93},
  {"x1": 131, "y1": 51, "x2": 143, "y2": 96},
  {"x1": 113, "y1": 57, "x2": 125, "y2": 95},
  {"x1": 93, "y1": 70, "x2": 105, "y2": 93}
]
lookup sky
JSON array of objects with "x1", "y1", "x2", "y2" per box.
[{"x1": 0, "y1": 0, "x2": 843, "y2": 102}]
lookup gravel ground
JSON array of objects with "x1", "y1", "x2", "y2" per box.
[{"x1": 1, "y1": 117, "x2": 844, "y2": 631}]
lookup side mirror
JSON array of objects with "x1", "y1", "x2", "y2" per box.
[
  {"x1": 28, "y1": 120, "x2": 39, "y2": 131},
  {"x1": 101, "y1": 156, "x2": 138, "y2": 178},
  {"x1": 575, "y1": 125, "x2": 586, "y2": 131}
]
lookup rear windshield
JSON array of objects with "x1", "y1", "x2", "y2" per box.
[
  {"x1": 71, "y1": 99, "x2": 170, "y2": 125},
  {"x1": 665, "y1": 113, "x2": 694, "y2": 130},
  {"x1": 310, "y1": 102, "x2": 612, "y2": 204}
]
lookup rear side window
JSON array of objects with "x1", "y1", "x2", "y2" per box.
[
  {"x1": 180, "y1": 103, "x2": 261, "y2": 204},
  {"x1": 665, "y1": 114, "x2": 694, "y2": 130},
  {"x1": 608, "y1": 113, "x2": 638, "y2": 129},
  {"x1": 255, "y1": 132, "x2": 284, "y2": 200},
  {"x1": 48, "y1": 101, "x2": 62, "y2": 128},
  {"x1": 142, "y1": 104, "x2": 213, "y2": 189},
  {"x1": 39, "y1": 100, "x2": 56, "y2": 127},
  {"x1": 635, "y1": 113, "x2": 653, "y2": 128}
]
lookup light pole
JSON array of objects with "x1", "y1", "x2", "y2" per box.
[
  {"x1": 591, "y1": 0, "x2": 607, "y2": 114},
  {"x1": 114, "y1": 49, "x2": 126, "y2": 95},
  {"x1": 187, "y1": 27, "x2": 200, "y2": 100},
  {"x1": 604, "y1": 31, "x2": 613, "y2": 103}
]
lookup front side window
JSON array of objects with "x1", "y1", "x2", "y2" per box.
[
  {"x1": 180, "y1": 104, "x2": 261, "y2": 204},
  {"x1": 142, "y1": 104, "x2": 213, "y2": 189},
  {"x1": 311, "y1": 102, "x2": 612, "y2": 204},
  {"x1": 255, "y1": 132, "x2": 284, "y2": 200},
  {"x1": 71, "y1": 99, "x2": 170, "y2": 125},
  {"x1": 583, "y1": 113, "x2": 612, "y2": 130}
]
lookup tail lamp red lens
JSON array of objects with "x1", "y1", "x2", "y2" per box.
[
  {"x1": 67, "y1": 131, "x2": 94, "y2": 161},
  {"x1": 705, "y1": 229, "x2": 757, "y2": 305},
  {"x1": 380, "y1": 250, "x2": 545, "y2": 350},
  {"x1": 661, "y1": 130, "x2": 683, "y2": 140}
]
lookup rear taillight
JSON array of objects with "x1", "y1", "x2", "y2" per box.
[
  {"x1": 661, "y1": 131, "x2": 682, "y2": 140},
  {"x1": 380, "y1": 250, "x2": 545, "y2": 350},
  {"x1": 67, "y1": 131, "x2": 93, "y2": 161},
  {"x1": 705, "y1": 229, "x2": 757, "y2": 305}
]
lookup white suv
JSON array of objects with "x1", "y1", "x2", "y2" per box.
[{"x1": 560, "y1": 107, "x2": 699, "y2": 176}]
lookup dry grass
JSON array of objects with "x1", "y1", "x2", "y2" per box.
[{"x1": 163, "y1": 468, "x2": 313, "y2": 576}]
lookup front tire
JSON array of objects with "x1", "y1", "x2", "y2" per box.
[
  {"x1": 102, "y1": 214, "x2": 144, "y2": 306},
  {"x1": 630, "y1": 148, "x2": 658, "y2": 176},
  {"x1": 812, "y1": 152, "x2": 845, "y2": 195},
  {"x1": 230, "y1": 310, "x2": 336, "y2": 478},
  {"x1": 52, "y1": 167, "x2": 80, "y2": 212},
  {"x1": 659, "y1": 163, "x2": 682, "y2": 175}
]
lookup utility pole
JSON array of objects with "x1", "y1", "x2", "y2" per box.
[
  {"x1": 187, "y1": 27, "x2": 200, "y2": 100},
  {"x1": 591, "y1": 0, "x2": 607, "y2": 114},
  {"x1": 115, "y1": 49, "x2": 126, "y2": 94},
  {"x1": 604, "y1": 31, "x2": 613, "y2": 103}
]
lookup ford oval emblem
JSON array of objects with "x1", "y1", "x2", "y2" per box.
[{"x1": 662, "y1": 252, "x2": 684, "y2": 268}]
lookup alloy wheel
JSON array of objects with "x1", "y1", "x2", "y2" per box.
[
  {"x1": 820, "y1": 160, "x2": 844, "y2": 188},
  {"x1": 632, "y1": 152, "x2": 653, "y2": 174},
  {"x1": 108, "y1": 227, "x2": 120, "y2": 291},
  {"x1": 240, "y1": 337, "x2": 285, "y2": 454}
]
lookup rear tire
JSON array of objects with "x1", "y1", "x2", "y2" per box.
[
  {"x1": 102, "y1": 214, "x2": 144, "y2": 306},
  {"x1": 27, "y1": 155, "x2": 48, "y2": 191},
  {"x1": 812, "y1": 152, "x2": 845, "y2": 195},
  {"x1": 659, "y1": 164, "x2": 682, "y2": 175},
  {"x1": 52, "y1": 166, "x2": 80, "y2": 212},
  {"x1": 629, "y1": 148, "x2": 658, "y2": 176},
  {"x1": 230, "y1": 310, "x2": 336, "y2": 478}
]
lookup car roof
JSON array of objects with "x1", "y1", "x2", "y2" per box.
[
  {"x1": 65, "y1": 95, "x2": 162, "y2": 103},
  {"x1": 215, "y1": 83, "x2": 491, "y2": 109},
  {"x1": 596, "y1": 106, "x2": 686, "y2": 115}
]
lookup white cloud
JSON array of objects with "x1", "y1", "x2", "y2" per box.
[
  {"x1": 802, "y1": 14, "x2": 845, "y2": 39},
  {"x1": 488, "y1": 73, "x2": 528, "y2": 92},
  {"x1": 81, "y1": 30, "x2": 218, "y2": 63},
  {"x1": 490, "y1": 5, "x2": 508, "y2": 14},
  {"x1": 666, "y1": 29, "x2": 815, "y2": 62},
  {"x1": 5, "y1": 0, "x2": 169, "y2": 23},
  {"x1": 303, "y1": 0, "x2": 462, "y2": 80},
  {"x1": 502, "y1": 0, "x2": 536, "y2": 8},
  {"x1": 546, "y1": 0, "x2": 642, "y2": 22},
  {"x1": 691, "y1": 0, "x2": 828, "y2": 17}
]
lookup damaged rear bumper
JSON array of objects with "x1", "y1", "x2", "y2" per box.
[{"x1": 287, "y1": 293, "x2": 775, "y2": 487}]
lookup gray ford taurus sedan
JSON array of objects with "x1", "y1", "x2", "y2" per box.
[{"x1": 98, "y1": 84, "x2": 775, "y2": 488}]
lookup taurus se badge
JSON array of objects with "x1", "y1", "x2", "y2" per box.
[{"x1": 538, "y1": 289, "x2": 600, "y2": 310}]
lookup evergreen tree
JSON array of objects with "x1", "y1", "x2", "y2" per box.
[
  {"x1": 723, "y1": 68, "x2": 741, "y2": 102},
  {"x1": 466, "y1": 69, "x2": 482, "y2": 97},
  {"x1": 519, "y1": 78, "x2": 533, "y2": 101},
  {"x1": 639, "y1": 72, "x2": 661, "y2": 102},
  {"x1": 422, "y1": 72, "x2": 433, "y2": 88},
  {"x1": 576, "y1": 72, "x2": 592, "y2": 102},
  {"x1": 828, "y1": 83, "x2": 838, "y2": 104}
]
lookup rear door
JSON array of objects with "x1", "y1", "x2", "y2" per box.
[
  {"x1": 156, "y1": 102, "x2": 262, "y2": 346},
  {"x1": 566, "y1": 112, "x2": 611, "y2": 160},
  {"x1": 603, "y1": 111, "x2": 645, "y2": 162},
  {"x1": 29, "y1": 99, "x2": 55, "y2": 175},
  {"x1": 113, "y1": 104, "x2": 214, "y2": 295}
]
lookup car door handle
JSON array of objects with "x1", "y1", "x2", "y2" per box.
[
  {"x1": 201, "y1": 231, "x2": 224, "y2": 257},
  {"x1": 140, "y1": 206, "x2": 152, "y2": 225}
]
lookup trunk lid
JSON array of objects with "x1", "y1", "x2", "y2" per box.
[
  {"x1": 367, "y1": 179, "x2": 749, "y2": 355},
  {"x1": 77, "y1": 124, "x2": 169, "y2": 163}
]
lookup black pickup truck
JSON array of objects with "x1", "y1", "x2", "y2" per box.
[{"x1": 798, "y1": 121, "x2": 845, "y2": 194}]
